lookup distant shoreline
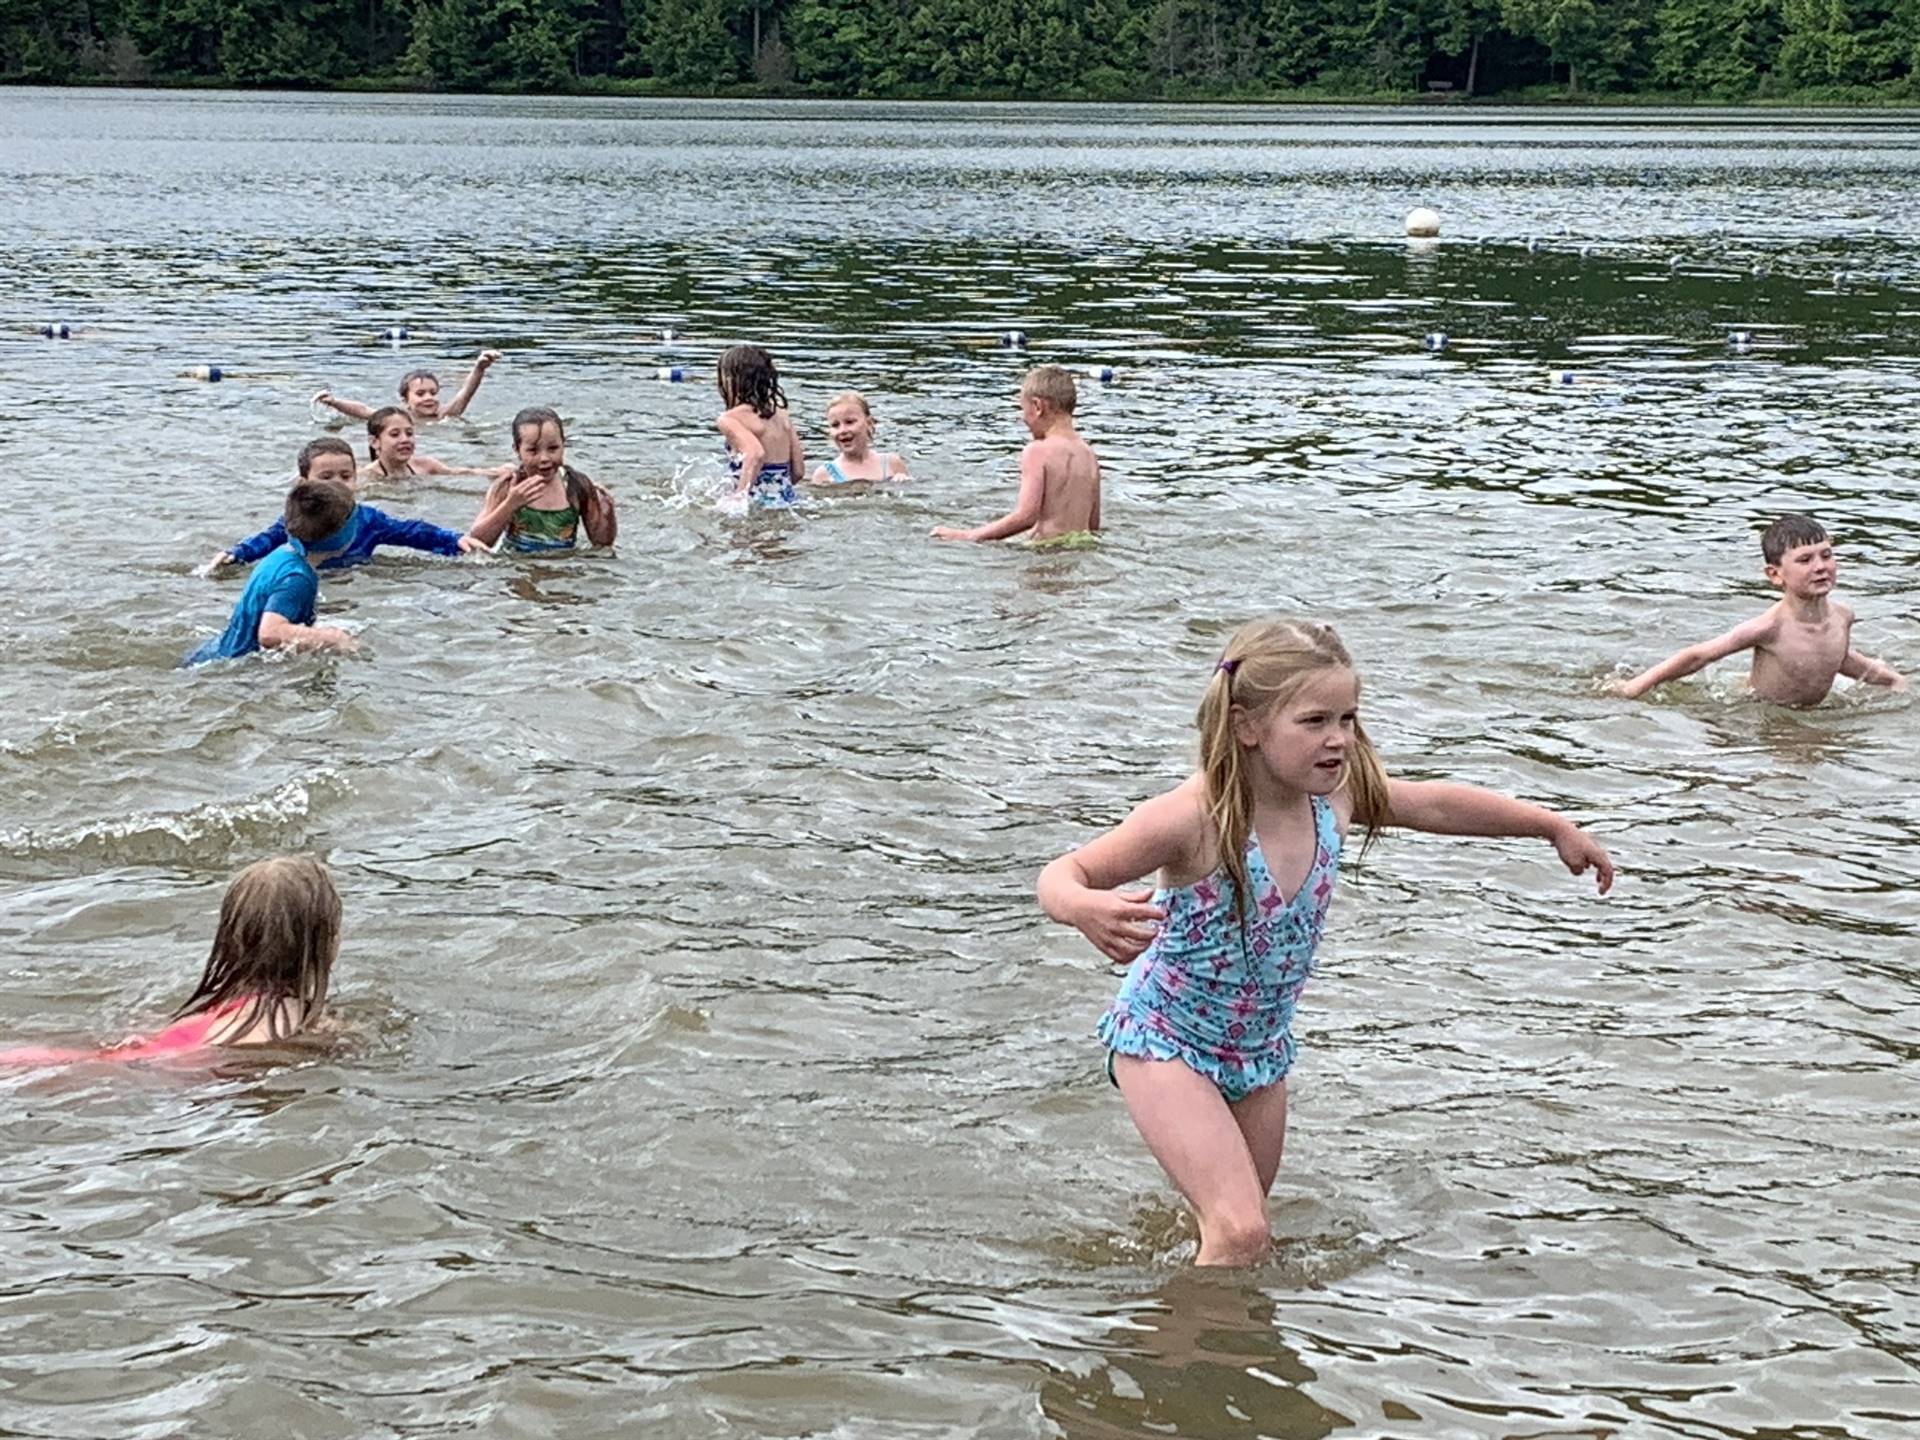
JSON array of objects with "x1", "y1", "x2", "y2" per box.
[{"x1": 10, "y1": 79, "x2": 1920, "y2": 111}]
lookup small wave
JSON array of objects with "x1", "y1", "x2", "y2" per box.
[{"x1": 0, "y1": 770, "x2": 348, "y2": 868}]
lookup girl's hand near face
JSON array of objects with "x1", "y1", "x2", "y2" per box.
[{"x1": 508, "y1": 472, "x2": 547, "y2": 507}]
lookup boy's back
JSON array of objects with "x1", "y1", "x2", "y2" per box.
[{"x1": 1026, "y1": 427, "x2": 1101, "y2": 541}]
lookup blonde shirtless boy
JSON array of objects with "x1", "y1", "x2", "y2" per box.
[
  {"x1": 1611, "y1": 514, "x2": 1904, "y2": 706},
  {"x1": 933, "y1": 366, "x2": 1100, "y2": 543}
]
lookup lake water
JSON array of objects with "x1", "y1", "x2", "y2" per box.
[{"x1": 2, "y1": 90, "x2": 1918, "y2": 1438}]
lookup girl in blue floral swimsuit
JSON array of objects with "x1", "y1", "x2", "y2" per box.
[
  {"x1": 716, "y1": 345, "x2": 803, "y2": 509},
  {"x1": 1038, "y1": 618, "x2": 1615, "y2": 1267}
]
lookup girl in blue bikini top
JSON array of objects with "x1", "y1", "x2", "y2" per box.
[
  {"x1": 1036, "y1": 618, "x2": 1615, "y2": 1267},
  {"x1": 810, "y1": 391, "x2": 911, "y2": 486}
]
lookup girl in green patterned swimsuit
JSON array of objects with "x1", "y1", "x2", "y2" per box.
[{"x1": 470, "y1": 407, "x2": 617, "y2": 554}]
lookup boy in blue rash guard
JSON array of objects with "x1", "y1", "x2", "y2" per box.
[
  {"x1": 202, "y1": 438, "x2": 486, "y2": 575},
  {"x1": 185, "y1": 478, "x2": 359, "y2": 666}
]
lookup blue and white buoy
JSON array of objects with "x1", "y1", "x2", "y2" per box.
[
  {"x1": 39, "y1": 322, "x2": 70, "y2": 339},
  {"x1": 380, "y1": 326, "x2": 409, "y2": 342},
  {"x1": 1082, "y1": 365, "x2": 1115, "y2": 383},
  {"x1": 183, "y1": 365, "x2": 224, "y2": 382},
  {"x1": 1728, "y1": 330, "x2": 1753, "y2": 351},
  {"x1": 1000, "y1": 330, "x2": 1028, "y2": 350},
  {"x1": 656, "y1": 366, "x2": 686, "y2": 383},
  {"x1": 660, "y1": 327, "x2": 680, "y2": 344},
  {"x1": 1551, "y1": 369, "x2": 1578, "y2": 387},
  {"x1": 1423, "y1": 332, "x2": 1448, "y2": 353}
]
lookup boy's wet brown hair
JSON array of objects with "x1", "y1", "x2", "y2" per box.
[
  {"x1": 296, "y1": 437, "x2": 355, "y2": 478},
  {"x1": 173, "y1": 855, "x2": 341, "y2": 1043},
  {"x1": 1021, "y1": 365, "x2": 1076, "y2": 415},
  {"x1": 284, "y1": 477, "x2": 356, "y2": 543},
  {"x1": 1762, "y1": 513, "x2": 1829, "y2": 566},
  {"x1": 399, "y1": 369, "x2": 439, "y2": 400}
]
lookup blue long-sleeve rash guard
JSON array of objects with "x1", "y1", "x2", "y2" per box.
[{"x1": 228, "y1": 504, "x2": 463, "y2": 570}]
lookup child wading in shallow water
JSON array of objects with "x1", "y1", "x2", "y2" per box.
[
  {"x1": 717, "y1": 345, "x2": 804, "y2": 508},
  {"x1": 810, "y1": 391, "x2": 909, "y2": 485},
  {"x1": 361, "y1": 407, "x2": 512, "y2": 483},
  {"x1": 1037, "y1": 619, "x2": 1613, "y2": 1267},
  {"x1": 470, "y1": 407, "x2": 617, "y2": 553},
  {"x1": 0, "y1": 855, "x2": 342, "y2": 1065},
  {"x1": 933, "y1": 365, "x2": 1099, "y2": 543},
  {"x1": 315, "y1": 351, "x2": 502, "y2": 424}
]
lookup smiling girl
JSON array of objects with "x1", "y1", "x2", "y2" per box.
[
  {"x1": 361, "y1": 406, "x2": 512, "y2": 483},
  {"x1": 810, "y1": 392, "x2": 910, "y2": 486},
  {"x1": 1036, "y1": 618, "x2": 1613, "y2": 1266},
  {"x1": 469, "y1": 406, "x2": 616, "y2": 553}
]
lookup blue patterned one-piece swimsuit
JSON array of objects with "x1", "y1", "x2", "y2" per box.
[
  {"x1": 730, "y1": 453, "x2": 796, "y2": 508},
  {"x1": 1098, "y1": 795, "x2": 1342, "y2": 1102}
]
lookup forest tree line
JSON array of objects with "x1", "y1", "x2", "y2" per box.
[{"x1": 4, "y1": 0, "x2": 1918, "y2": 101}]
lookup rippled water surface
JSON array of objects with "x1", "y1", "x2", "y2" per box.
[{"x1": 2, "y1": 91, "x2": 1918, "y2": 1437}]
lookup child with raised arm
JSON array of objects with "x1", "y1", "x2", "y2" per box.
[
  {"x1": 315, "y1": 350, "x2": 501, "y2": 423},
  {"x1": 1037, "y1": 619, "x2": 1613, "y2": 1268},
  {"x1": 361, "y1": 407, "x2": 513, "y2": 483},
  {"x1": 1610, "y1": 514, "x2": 1905, "y2": 705},
  {"x1": 933, "y1": 365, "x2": 1099, "y2": 543},
  {"x1": 186, "y1": 474, "x2": 360, "y2": 665},
  {"x1": 202, "y1": 438, "x2": 487, "y2": 575},
  {"x1": 469, "y1": 407, "x2": 617, "y2": 553},
  {"x1": 717, "y1": 345, "x2": 804, "y2": 508},
  {"x1": 810, "y1": 391, "x2": 910, "y2": 485},
  {"x1": 0, "y1": 856, "x2": 340, "y2": 1065}
]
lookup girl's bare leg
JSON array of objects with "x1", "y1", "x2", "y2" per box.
[{"x1": 1114, "y1": 1054, "x2": 1271, "y2": 1266}]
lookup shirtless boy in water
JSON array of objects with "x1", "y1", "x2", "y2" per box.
[
  {"x1": 933, "y1": 365, "x2": 1100, "y2": 543},
  {"x1": 1611, "y1": 513, "x2": 1904, "y2": 706}
]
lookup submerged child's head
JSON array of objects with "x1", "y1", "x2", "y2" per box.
[
  {"x1": 718, "y1": 345, "x2": 786, "y2": 419},
  {"x1": 296, "y1": 437, "x2": 358, "y2": 490},
  {"x1": 399, "y1": 369, "x2": 442, "y2": 419},
  {"x1": 825, "y1": 392, "x2": 877, "y2": 456},
  {"x1": 285, "y1": 474, "x2": 357, "y2": 548},
  {"x1": 1761, "y1": 513, "x2": 1837, "y2": 597},
  {"x1": 1199, "y1": 619, "x2": 1393, "y2": 906},
  {"x1": 510, "y1": 406, "x2": 566, "y2": 479},
  {"x1": 174, "y1": 855, "x2": 341, "y2": 1043},
  {"x1": 1019, "y1": 366, "x2": 1076, "y2": 435},
  {"x1": 366, "y1": 406, "x2": 416, "y2": 469}
]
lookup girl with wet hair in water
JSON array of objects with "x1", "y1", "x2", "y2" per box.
[
  {"x1": 717, "y1": 345, "x2": 804, "y2": 508},
  {"x1": 0, "y1": 855, "x2": 343, "y2": 1065},
  {"x1": 361, "y1": 406, "x2": 513, "y2": 483},
  {"x1": 1037, "y1": 618, "x2": 1614, "y2": 1267},
  {"x1": 469, "y1": 406, "x2": 617, "y2": 553}
]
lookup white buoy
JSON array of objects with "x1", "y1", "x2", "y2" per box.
[
  {"x1": 1081, "y1": 365, "x2": 1115, "y2": 383},
  {"x1": 660, "y1": 327, "x2": 680, "y2": 343},
  {"x1": 1423, "y1": 332, "x2": 1448, "y2": 352},
  {"x1": 656, "y1": 366, "x2": 686, "y2": 383},
  {"x1": 380, "y1": 326, "x2": 408, "y2": 342},
  {"x1": 1728, "y1": 330, "x2": 1753, "y2": 351},
  {"x1": 1751, "y1": 263, "x2": 1771, "y2": 280},
  {"x1": 1000, "y1": 330, "x2": 1028, "y2": 350},
  {"x1": 1405, "y1": 207, "x2": 1441, "y2": 238},
  {"x1": 1525, "y1": 236, "x2": 1545, "y2": 253},
  {"x1": 39, "y1": 322, "x2": 70, "y2": 339},
  {"x1": 182, "y1": 365, "x2": 224, "y2": 382}
]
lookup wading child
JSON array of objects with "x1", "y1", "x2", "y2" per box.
[
  {"x1": 469, "y1": 406, "x2": 617, "y2": 552},
  {"x1": 718, "y1": 345, "x2": 804, "y2": 508},
  {"x1": 203, "y1": 438, "x2": 486, "y2": 575},
  {"x1": 933, "y1": 365, "x2": 1100, "y2": 543},
  {"x1": 187, "y1": 473, "x2": 360, "y2": 665},
  {"x1": 0, "y1": 855, "x2": 341, "y2": 1064},
  {"x1": 1036, "y1": 618, "x2": 1613, "y2": 1267},
  {"x1": 1610, "y1": 514, "x2": 1905, "y2": 705},
  {"x1": 315, "y1": 349, "x2": 502, "y2": 423},
  {"x1": 810, "y1": 391, "x2": 910, "y2": 485},
  {"x1": 361, "y1": 407, "x2": 514, "y2": 483}
]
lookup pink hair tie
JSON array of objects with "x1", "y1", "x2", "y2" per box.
[{"x1": 1216, "y1": 659, "x2": 1239, "y2": 676}]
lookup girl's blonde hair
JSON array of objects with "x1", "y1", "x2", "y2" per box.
[
  {"x1": 173, "y1": 855, "x2": 340, "y2": 1042},
  {"x1": 1197, "y1": 619, "x2": 1392, "y2": 917},
  {"x1": 825, "y1": 390, "x2": 873, "y2": 421}
]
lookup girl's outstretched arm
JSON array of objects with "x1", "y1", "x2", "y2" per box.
[
  {"x1": 1038, "y1": 783, "x2": 1200, "y2": 964},
  {"x1": 439, "y1": 350, "x2": 500, "y2": 419},
  {"x1": 1385, "y1": 779, "x2": 1614, "y2": 893}
]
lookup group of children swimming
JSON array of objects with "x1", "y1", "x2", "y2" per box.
[{"x1": 13, "y1": 330, "x2": 1908, "y2": 1268}]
